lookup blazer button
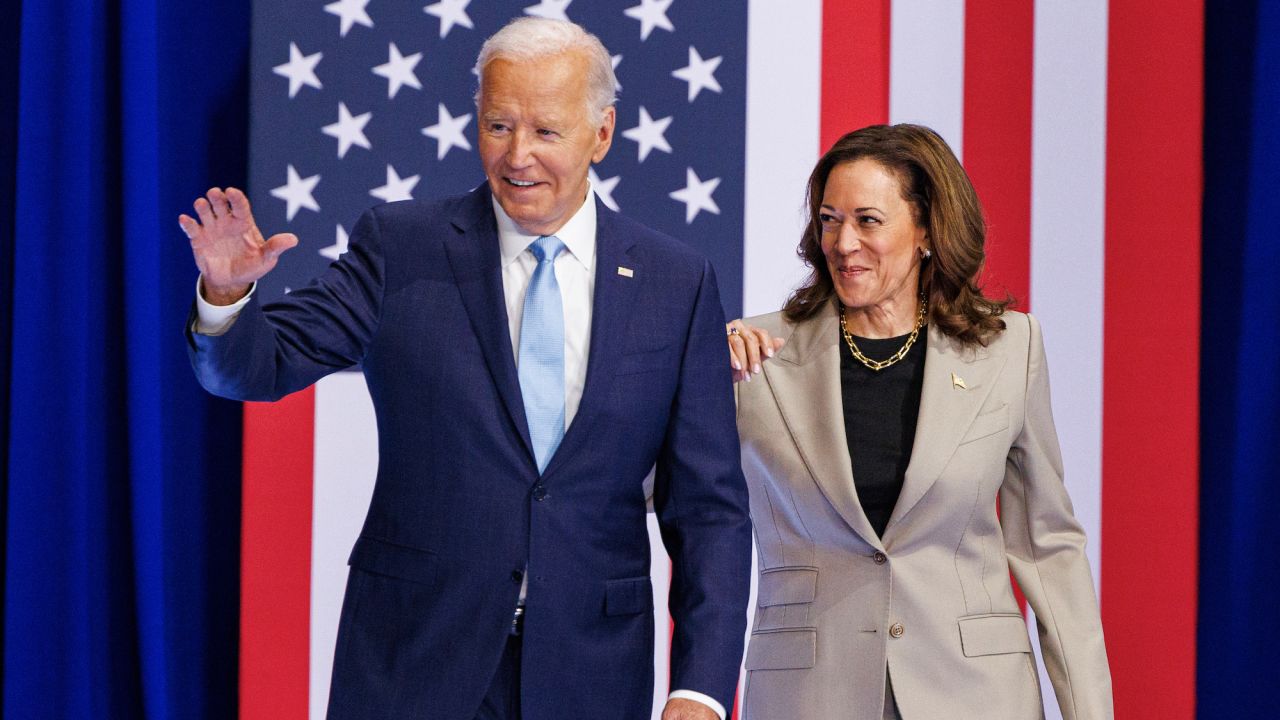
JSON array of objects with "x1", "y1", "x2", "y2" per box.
[
  {"x1": 873, "y1": 551, "x2": 887, "y2": 565},
  {"x1": 532, "y1": 484, "x2": 548, "y2": 501},
  {"x1": 889, "y1": 623, "x2": 905, "y2": 638}
]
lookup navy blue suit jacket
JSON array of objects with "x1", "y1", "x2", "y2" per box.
[{"x1": 188, "y1": 185, "x2": 752, "y2": 720}]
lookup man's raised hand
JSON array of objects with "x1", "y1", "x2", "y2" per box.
[{"x1": 179, "y1": 187, "x2": 298, "y2": 305}]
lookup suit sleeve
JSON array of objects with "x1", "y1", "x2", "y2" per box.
[
  {"x1": 185, "y1": 207, "x2": 386, "y2": 401},
  {"x1": 1000, "y1": 313, "x2": 1114, "y2": 720},
  {"x1": 652, "y1": 259, "x2": 753, "y2": 712}
]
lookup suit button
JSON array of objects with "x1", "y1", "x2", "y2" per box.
[
  {"x1": 873, "y1": 551, "x2": 887, "y2": 565},
  {"x1": 511, "y1": 570, "x2": 523, "y2": 583},
  {"x1": 889, "y1": 623, "x2": 905, "y2": 638},
  {"x1": 532, "y1": 484, "x2": 548, "y2": 501}
]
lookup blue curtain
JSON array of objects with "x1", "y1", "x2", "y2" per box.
[
  {"x1": 1200, "y1": 1, "x2": 1280, "y2": 717},
  {"x1": 0, "y1": 2, "x2": 20, "y2": 692},
  {"x1": 3, "y1": 1, "x2": 247, "y2": 717}
]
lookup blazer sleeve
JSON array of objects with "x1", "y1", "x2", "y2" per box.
[
  {"x1": 185, "y1": 207, "x2": 386, "y2": 401},
  {"x1": 652, "y1": 260, "x2": 754, "y2": 712},
  {"x1": 1000, "y1": 313, "x2": 1114, "y2": 720}
]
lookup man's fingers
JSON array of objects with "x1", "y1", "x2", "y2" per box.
[
  {"x1": 178, "y1": 214, "x2": 200, "y2": 241},
  {"x1": 193, "y1": 197, "x2": 216, "y2": 228},
  {"x1": 226, "y1": 187, "x2": 253, "y2": 220},
  {"x1": 206, "y1": 188, "x2": 229, "y2": 219},
  {"x1": 264, "y1": 233, "x2": 299, "y2": 259}
]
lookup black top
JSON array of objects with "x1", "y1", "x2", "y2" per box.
[{"x1": 839, "y1": 326, "x2": 928, "y2": 538}]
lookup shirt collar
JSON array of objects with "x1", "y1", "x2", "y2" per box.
[{"x1": 494, "y1": 182, "x2": 597, "y2": 271}]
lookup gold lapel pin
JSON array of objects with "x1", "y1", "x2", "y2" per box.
[
  {"x1": 951, "y1": 372, "x2": 968, "y2": 390},
  {"x1": 617, "y1": 266, "x2": 634, "y2": 278}
]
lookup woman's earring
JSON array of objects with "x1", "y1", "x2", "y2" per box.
[{"x1": 921, "y1": 248, "x2": 932, "y2": 259}]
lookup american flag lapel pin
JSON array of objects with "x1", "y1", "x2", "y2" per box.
[{"x1": 617, "y1": 266, "x2": 634, "y2": 278}]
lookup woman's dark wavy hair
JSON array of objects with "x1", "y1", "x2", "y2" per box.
[{"x1": 782, "y1": 124, "x2": 1010, "y2": 346}]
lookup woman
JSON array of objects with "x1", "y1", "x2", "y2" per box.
[{"x1": 726, "y1": 125, "x2": 1112, "y2": 719}]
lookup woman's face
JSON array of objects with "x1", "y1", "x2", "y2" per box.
[{"x1": 819, "y1": 158, "x2": 927, "y2": 316}]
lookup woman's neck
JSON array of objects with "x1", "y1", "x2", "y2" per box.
[{"x1": 841, "y1": 297, "x2": 920, "y2": 339}]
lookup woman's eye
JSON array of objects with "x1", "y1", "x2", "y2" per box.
[
  {"x1": 858, "y1": 215, "x2": 881, "y2": 225},
  {"x1": 819, "y1": 213, "x2": 838, "y2": 224}
]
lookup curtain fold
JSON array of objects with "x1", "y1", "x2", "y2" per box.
[
  {"x1": 0, "y1": 0, "x2": 20, "y2": 694},
  {"x1": 1199, "y1": 1, "x2": 1280, "y2": 717},
  {"x1": 4, "y1": 1, "x2": 248, "y2": 717}
]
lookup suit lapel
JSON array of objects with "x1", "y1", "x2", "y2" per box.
[
  {"x1": 540, "y1": 201, "x2": 639, "y2": 480},
  {"x1": 883, "y1": 324, "x2": 1005, "y2": 539},
  {"x1": 762, "y1": 308, "x2": 884, "y2": 551},
  {"x1": 443, "y1": 186, "x2": 535, "y2": 466}
]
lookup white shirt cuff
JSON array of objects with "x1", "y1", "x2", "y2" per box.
[
  {"x1": 193, "y1": 276, "x2": 255, "y2": 336},
  {"x1": 668, "y1": 690, "x2": 726, "y2": 720}
]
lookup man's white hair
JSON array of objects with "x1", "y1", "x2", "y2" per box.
[{"x1": 473, "y1": 17, "x2": 619, "y2": 126}]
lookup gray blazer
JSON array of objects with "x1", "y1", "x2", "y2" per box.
[{"x1": 736, "y1": 308, "x2": 1112, "y2": 720}]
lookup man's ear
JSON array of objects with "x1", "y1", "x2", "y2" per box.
[{"x1": 592, "y1": 106, "x2": 616, "y2": 164}]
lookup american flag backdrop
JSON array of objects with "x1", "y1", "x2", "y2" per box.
[{"x1": 239, "y1": 2, "x2": 1202, "y2": 719}]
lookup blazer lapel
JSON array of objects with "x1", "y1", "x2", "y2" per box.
[
  {"x1": 443, "y1": 186, "x2": 535, "y2": 466},
  {"x1": 540, "y1": 201, "x2": 640, "y2": 480},
  {"x1": 883, "y1": 324, "x2": 1006, "y2": 538},
  {"x1": 763, "y1": 308, "x2": 884, "y2": 551}
]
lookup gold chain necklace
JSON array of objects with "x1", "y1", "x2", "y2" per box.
[{"x1": 839, "y1": 296, "x2": 928, "y2": 372}]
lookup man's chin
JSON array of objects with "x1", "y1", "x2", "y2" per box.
[{"x1": 502, "y1": 204, "x2": 555, "y2": 235}]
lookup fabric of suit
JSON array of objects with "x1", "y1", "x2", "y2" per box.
[
  {"x1": 735, "y1": 306, "x2": 1112, "y2": 720},
  {"x1": 186, "y1": 185, "x2": 752, "y2": 720}
]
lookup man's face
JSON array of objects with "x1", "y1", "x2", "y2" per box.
[{"x1": 478, "y1": 51, "x2": 615, "y2": 237}]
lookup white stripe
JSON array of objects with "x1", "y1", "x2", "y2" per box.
[
  {"x1": 889, "y1": 0, "x2": 966, "y2": 158},
  {"x1": 1030, "y1": 0, "x2": 1108, "y2": 590},
  {"x1": 310, "y1": 372, "x2": 380, "y2": 719},
  {"x1": 741, "y1": 0, "x2": 823, "y2": 317},
  {"x1": 1029, "y1": 3, "x2": 1108, "y2": 718}
]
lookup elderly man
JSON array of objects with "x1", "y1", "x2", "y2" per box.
[{"x1": 180, "y1": 17, "x2": 750, "y2": 720}]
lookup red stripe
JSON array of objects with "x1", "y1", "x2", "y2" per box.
[
  {"x1": 240, "y1": 390, "x2": 315, "y2": 720},
  {"x1": 820, "y1": 0, "x2": 890, "y2": 151},
  {"x1": 961, "y1": 0, "x2": 1035, "y2": 619},
  {"x1": 962, "y1": 0, "x2": 1033, "y2": 307},
  {"x1": 1102, "y1": 2, "x2": 1202, "y2": 717}
]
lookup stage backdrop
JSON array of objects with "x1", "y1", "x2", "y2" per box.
[{"x1": 238, "y1": 2, "x2": 1201, "y2": 719}]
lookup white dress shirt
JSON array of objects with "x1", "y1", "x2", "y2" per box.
[
  {"x1": 193, "y1": 185, "x2": 725, "y2": 719},
  {"x1": 494, "y1": 189, "x2": 595, "y2": 428}
]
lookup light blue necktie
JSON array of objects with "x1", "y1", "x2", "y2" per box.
[{"x1": 518, "y1": 236, "x2": 566, "y2": 474}]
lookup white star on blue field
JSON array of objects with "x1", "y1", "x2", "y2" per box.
[{"x1": 249, "y1": 0, "x2": 749, "y2": 318}]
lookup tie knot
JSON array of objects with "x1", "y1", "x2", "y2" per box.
[{"x1": 529, "y1": 235, "x2": 565, "y2": 263}]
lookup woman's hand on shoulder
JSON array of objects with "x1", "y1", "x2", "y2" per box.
[{"x1": 726, "y1": 319, "x2": 785, "y2": 383}]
